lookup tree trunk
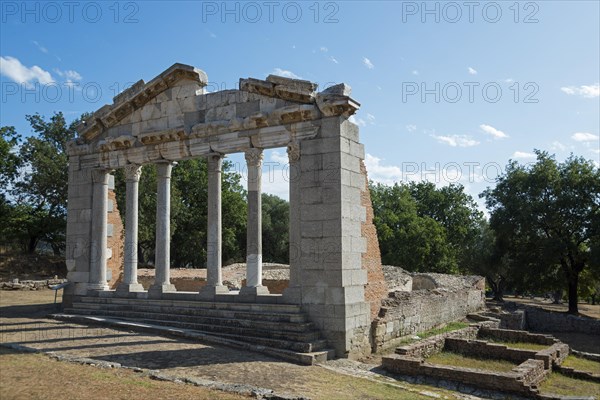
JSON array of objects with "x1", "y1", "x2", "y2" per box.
[
  {"x1": 27, "y1": 237, "x2": 38, "y2": 254},
  {"x1": 567, "y1": 273, "x2": 579, "y2": 314}
]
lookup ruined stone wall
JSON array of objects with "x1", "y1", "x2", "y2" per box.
[
  {"x1": 360, "y1": 161, "x2": 388, "y2": 320},
  {"x1": 106, "y1": 188, "x2": 124, "y2": 289},
  {"x1": 524, "y1": 306, "x2": 600, "y2": 335},
  {"x1": 372, "y1": 287, "x2": 485, "y2": 352}
]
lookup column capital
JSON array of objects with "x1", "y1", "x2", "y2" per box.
[
  {"x1": 245, "y1": 148, "x2": 263, "y2": 167},
  {"x1": 124, "y1": 164, "x2": 143, "y2": 182},
  {"x1": 287, "y1": 141, "x2": 301, "y2": 163},
  {"x1": 207, "y1": 154, "x2": 223, "y2": 172},
  {"x1": 156, "y1": 161, "x2": 174, "y2": 178},
  {"x1": 91, "y1": 169, "x2": 111, "y2": 184}
]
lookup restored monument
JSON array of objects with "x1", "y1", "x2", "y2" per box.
[{"x1": 63, "y1": 63, "x2": 388, "y2": 359}]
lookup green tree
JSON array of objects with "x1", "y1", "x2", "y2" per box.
[
  {"x1": 370, "y1": 182, "x2": 455, "y2": 272},
  {"x1": 483, "y1": 151, "x2": 600, "y2": 314},
  {"x1": 409, "y1": 182, "x2": 484, "y2": 273},
  {"x1": 1, "y1": 113, "x2": 83, "y2": 254},
  {"x1": 262, "y1": 193, "x2": 289, "y2": 263}
]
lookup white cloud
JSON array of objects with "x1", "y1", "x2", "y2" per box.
[
  {"x1": 32, "y1": 40, "x2": 48, "y2": 54},
  {"x1": 505, "y1": 78, "x2": 514, "y2": 83},
  {"x1": 432, "y1": 134, "x2": 480, "y2": 147},
  {"x1": 468, "y1": 67, "x2": 478, "y2": 75},
  {"x1": 362, "y1": 57, "x2": 375, "y2": 69},
  {"x1": 480, "y1": 124, "x2": 509, "y2": 139},
  {"x1": 54, "y1": 69, "x2": 82, "y2": 81},
  {"x1": 513, "y1": 151, "x2": 537, "y2": 160},
  {"x1": 406, "y1": 124, "x2": 417, "y2": 133},
  {"x1": 0, "y1": 56, "x2": 54, "y2": 86},
  {"x1": 571, "y1": 132, "x2": 599, "y2": 142},
  {"x1": 550, "y1": 141, "x2": 567, "y2": 151},
  {"x1": 269, "y1": 150, "x2": 288, "y2": 165},
  {"x1": 320, "y1": 46, "x2": 328, "y2": 53},
  {"x1": 412, "y1": 70, "x2": 419, "y2": 75},
  {"x1": 367, "y1": 113, "x2": 376, "y2": 123},
  {"x1": 590, "y1": 148, "x2": 600, "y2": 155},
  {"x1": 560, "y1": 84, "x2": 599, "y2": 98},
  {"x1": 364, "y1": 154, "x2": 402, "y2": 185},
  {"x1": 329, "y1": 56, "x2": 339, "y2": 64},
  {"x1": 270, "y1": 68, "x2": 301, "y2": 79},
  {"x1": 349, "y1": 115, "x2": 367, "y2": 127}
]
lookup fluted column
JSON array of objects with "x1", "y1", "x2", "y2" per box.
[
  {"x1": 199, "y1": 154, "x2": 229, "y2": 298},
  {"x1": 149, "y1": 161, "x2": 176, "y2": 297},
  {"x1": 283, "y1": 141, "x2": 302, "y2": 303},
  {"x1": 116, "y1": 164, "x2": 144, "y2": 295},
  {"x1": 240, "y1": 148, "x2": 269, "y2": 296},
  {"x1": 88, "y1": 169, "x2": 110, "y2": 291}
]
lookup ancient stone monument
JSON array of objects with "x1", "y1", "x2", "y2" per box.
[{"x1": 63, "y1": 63, "x2": 389, "y2": 358}]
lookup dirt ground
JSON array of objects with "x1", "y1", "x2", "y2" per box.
[
  {"x1": 503, "y1": 295, "x2": 600, "y2": 319},
  {"x1": 0, "y1": 290, "x2": 470, "y2": 400}
]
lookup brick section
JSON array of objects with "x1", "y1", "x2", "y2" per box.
[
  {"x1": 360, "y1": 160, "x2": 388, "y2": 320},
  {"x1": 106, "y1": 189, "x2": 124, "y2": 289}
]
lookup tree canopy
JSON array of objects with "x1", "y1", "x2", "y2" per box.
[{"x1": 483, "y1": 150, "x2": 600, "y2": 313}]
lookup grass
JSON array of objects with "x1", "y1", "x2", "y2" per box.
[
  {"x1": 561, "y1": 355, "x2": 600, "y2": 374},
  {"x1": 0, "y1": 348, "x2": 247, "y2": 400},
  {"x1": 426, "y1": 351, "x2": 518, "y2": 372},
  {"x1": 539, "y1": 372, "x2": 600, "y2": 397},
  {"x1": 483, "y1": 339, "x2": 550, "y2": 351},
  {"x1": 397, "y1": 322, "x2": 470, "y2": 345}
]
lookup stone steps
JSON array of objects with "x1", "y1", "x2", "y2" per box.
[
  {"x1": 72, "y1": 301, "x2": 308, "y2": 323},
  {"x1": 51, "y1": 313, "x2": 334, "y2": 365},
  {"x1": 63, "y1": 308, "x2": 323, "y2": 344},
  {"x1": 58, "y1": 296, "x2": 334, "y2": 364}
]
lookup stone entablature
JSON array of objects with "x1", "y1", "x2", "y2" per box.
[{"x1": 64, "y1": 63, "x2": 380, "y2": 358}]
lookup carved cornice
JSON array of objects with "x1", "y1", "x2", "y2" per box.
[{"x1": 76, "y1": 64, "x2": 208, "y2": 142}]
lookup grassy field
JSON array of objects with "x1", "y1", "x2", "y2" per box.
[
  {"x1": 397, "y1": 322, "x2": 469, "y2": 346},
  {"x1": 426, "y1": 351, "x2": 518, "y2": 372},
  {"x1": 561, "y1": 355, "x2": 600, "y2": 374},
  {"x1": 0, "y1": 348, "x2": 247, "y2": 400},
  {"x1": 484, "y1": 339, "x2": 550, "y2": 351},
  {"x1": 539, "y1": 372, "x2": 600, "y2": 397}
]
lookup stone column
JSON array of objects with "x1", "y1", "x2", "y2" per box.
[
  {"x1": 149, "y1": 162, "x2": 176, "y2": 297},
  {"x1": 88, "y1": 169, "x2": 110, "y2": 291},
  {"x1": 240, "y1": 148, "x2": 269, "y2": 296},
  {"x1": 199, "y1": 154, "x2": 229, "y2": 298},
  {"x1": 283, "y1": 141, "x2": 302, "y2": 303},
  {"x1": 116, "y1": 164, "x2": 144, "y2": 295}
]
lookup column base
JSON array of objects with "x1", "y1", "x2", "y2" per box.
[
  {"x1": 87, "y1": 283, "x2": 109, "y2": 292},
  {"x1": 198, "y1": 285, "x2": 229, "y2": 300},
  {"x1": 282, "y1": 286, "x2": 302, "y2": 304},
  {"x1": 148, "y1": 283, "x2": 176, "y2": 299},
  {"x1": 239, "y1": 285, "x2": 270, "y2": 299},
  {"x1": 115, "y1": 283, "x2": 145, "y2": 296}
]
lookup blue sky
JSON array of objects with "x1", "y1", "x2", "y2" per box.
[{"x1": 1, "y1": 1, "x2": 599, "y2": 210}]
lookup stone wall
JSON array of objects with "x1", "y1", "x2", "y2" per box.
[
  {"x1": 381, "y1": 265, "x2": 412, "y2": 292},
  {"x1": 478, "y1": 327, "x2": 557, "y2": 345},
  {"x1": 372, "y1": 286, "x2": 485, "y2": 352},
  {"x1": 394, "y1": 326, "x2": 479, "y2": 358},
  {"x1": 524, "y1": 306, "x2": 600, "y2": 335},
  {"x1": 360, "y1": 161, "x2": 388, "y2": 320},
  {"x1": 382, "y1": 354, "x2": 544, "y2": 396}
]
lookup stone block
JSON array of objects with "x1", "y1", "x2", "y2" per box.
[
  {"x1": 302, "y1": 287, "x2": 326, "y2": 304},
  {"x1": 301, "y1": 187, "x2": 323, "y2": 205},
  {"x1": 236, "y1": 100, "x2": 260, "y2": 118},
  {"x1": 107, "y1": 224, "x2": 114, "y2": 237},
  {"x1": 301, "y1": 221, "x2": 323, "y2": 238},
  {"x1": 107, "y1": 199, "x2": 114, "y2": 212}
]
